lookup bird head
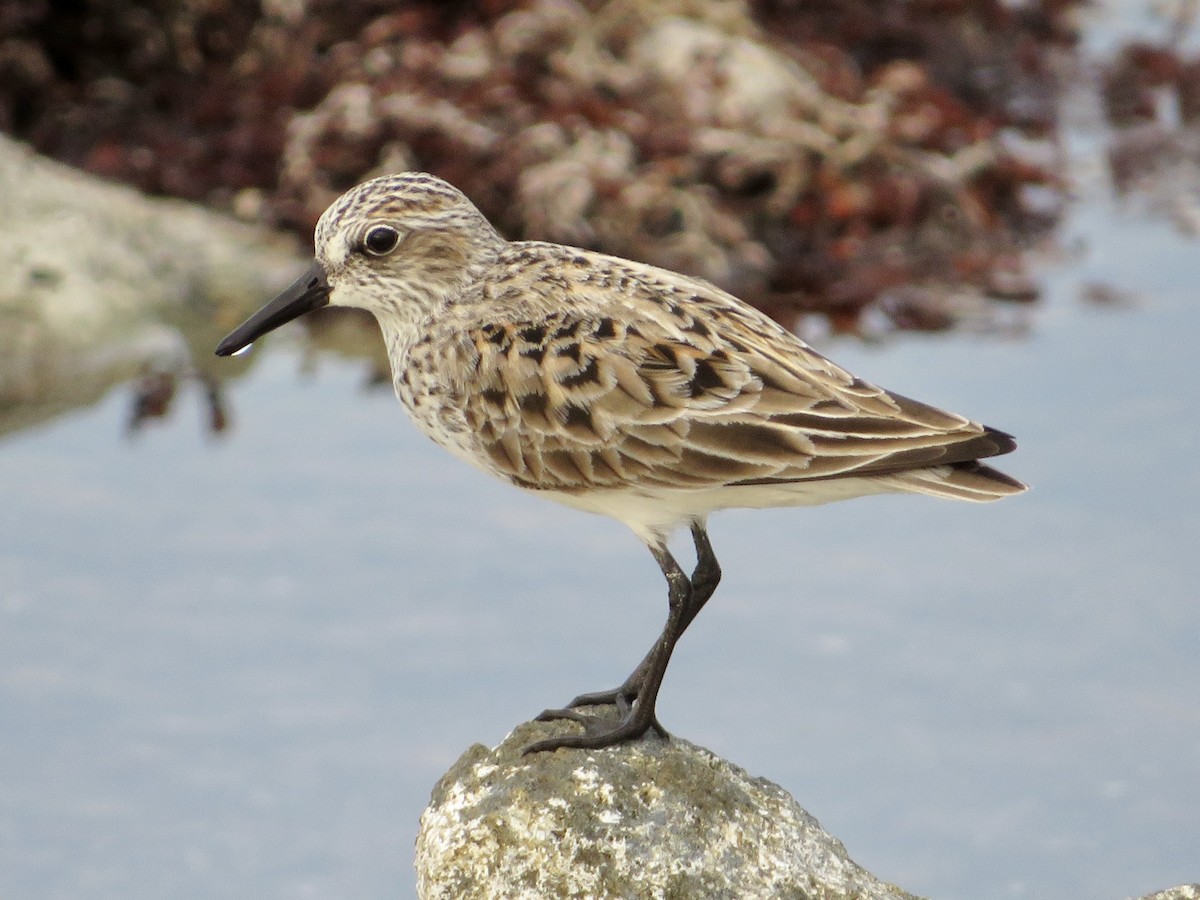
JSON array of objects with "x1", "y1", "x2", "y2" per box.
[{"x1": 216, "y1": 173, "x2": 502, "y2": 357}]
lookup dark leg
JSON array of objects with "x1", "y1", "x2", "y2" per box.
[
  {"x1": 523, "y1": 522, "x2": 722, "y2": 754},
  {"x1": 556, "y1": 522, "x2": 722, "y2": 710},
  {"x1": 683, "y1": 520, "x2": 722, "y2": 631}
]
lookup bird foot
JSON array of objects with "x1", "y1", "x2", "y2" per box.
[{"x1": 524, "y1": 702, "x2": 668, "y2": 754}]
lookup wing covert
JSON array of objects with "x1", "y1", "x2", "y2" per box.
[{"x1": 449, "y1": 251, "x2": 1005, "y2": 493}]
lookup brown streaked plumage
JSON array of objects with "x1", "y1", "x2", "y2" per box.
[{"x1": 216, "y1": 172, "x2": 1025, "y2": 754}]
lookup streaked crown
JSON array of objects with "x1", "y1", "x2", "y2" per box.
[{"x1": 315, "y1": 173, "x2": 494, "y2": 246}]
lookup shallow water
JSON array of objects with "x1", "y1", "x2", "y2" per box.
[{"x1": 4, "y1": 24, "x2": 1200, "y2": 900}]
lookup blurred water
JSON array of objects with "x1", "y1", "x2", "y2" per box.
[{"x1": 4, "y1": 27, "x2": 1200, "y2": 900}]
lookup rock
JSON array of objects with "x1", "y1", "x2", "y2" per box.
[
  {"x1": 417, "y1": 715, "x2": 1198, "y2": 899},
  {"x1": 0, "y1": 134, "x2": 301, "y2": 436},
  {"x1": 1135, "y1": 887, "x2": 1200, "y2": 900},
  {"x1": 415, "y1": 712, "x2": 919, "y2": 900}
]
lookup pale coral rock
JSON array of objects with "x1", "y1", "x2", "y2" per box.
[
  {"x1": 415, "y1": 716, "x2": 919, "y2": 900},
  {"x1": 0, "y1": 134, "x2": 298, "y2": 435}
]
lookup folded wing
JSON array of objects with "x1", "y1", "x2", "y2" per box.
[{"x1": 451, "y1": 250, "x2": 1025, "y2": 501}]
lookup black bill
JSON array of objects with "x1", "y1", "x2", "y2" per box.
[{"x1": 215, "y1": 260, "x2": 331, "y2": 357}]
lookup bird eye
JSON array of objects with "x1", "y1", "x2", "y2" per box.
[{"x1": 363, "y1": 225, "x2": 401, "y2": 256}]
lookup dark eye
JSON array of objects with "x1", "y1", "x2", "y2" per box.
[{"x1": 363, "y1": 225, "x2": 400, "y2": 256}]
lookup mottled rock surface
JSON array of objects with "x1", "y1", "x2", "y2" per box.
[
  {"x1": 417, "y1": 715, "x2": 1198, "y2": 899},
  {"x1": 416, "y1": 713, "x2": 918, "y2": 900},
  {"x1": 1136, "y1": 887, "x2": 1200, "y2": 900}
]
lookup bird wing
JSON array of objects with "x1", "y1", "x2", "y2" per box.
[{"x1": 450, "y1": 250, "x2": 1015, "y2": 494}]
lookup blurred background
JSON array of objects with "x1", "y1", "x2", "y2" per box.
[{"x1": 1, "y1": 0, "x2": 1197, "y2": 897}]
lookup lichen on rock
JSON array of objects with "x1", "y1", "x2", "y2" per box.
[{"x1": 415, "y1": 713, "x2": 919, "y2": 900}]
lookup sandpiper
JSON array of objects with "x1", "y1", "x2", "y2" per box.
[{"x1": 217, "y1": 172, "x2": 1025, "y2": 754}]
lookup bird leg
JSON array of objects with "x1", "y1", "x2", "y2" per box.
[
  {"x1": 524, "y1": 522, "x2": 722, "y2": 754},
  {"x1": 685, "y1": 520, "x2": 723, "y2": 630},
  {"x1": 558, "y1": 522, "x2": 722, "y2": 710}
]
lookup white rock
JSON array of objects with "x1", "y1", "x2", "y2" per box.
[
  {"x1": 416, "y1": 713, "x2": 918, "y2": 900},
  {"x1": 0, "y1": 134, "x2": 300, "y2": 434}
]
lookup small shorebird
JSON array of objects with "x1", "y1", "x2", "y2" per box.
[{"x1": 217, "y1": 173, "x2": 1025, "y2": 754}]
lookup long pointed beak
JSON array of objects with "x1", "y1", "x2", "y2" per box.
[{"x1": 215, "y1": 260, "x2": 331, "y2": 357}]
